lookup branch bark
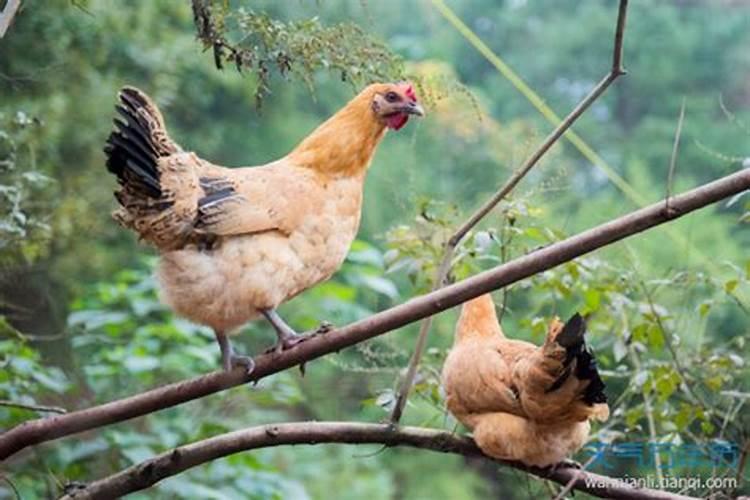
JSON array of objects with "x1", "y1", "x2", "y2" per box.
[
  {"x1": 59, "y1": 422, "x2": 696, "y2": 500},
  {"x1": 388, "y1": 0, "x2": 629, "y2": 423},
  {"x1": 1, "y1": 167, "x2": 748, "y2": 462},
  {"x1": 0, "y1": 0, "x2": 21, "y2": 39}
]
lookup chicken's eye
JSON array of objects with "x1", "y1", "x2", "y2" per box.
[{"x1": 385, "y1": 91, "x2": 400, "y2": 103}]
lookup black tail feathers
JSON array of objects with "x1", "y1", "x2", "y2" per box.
[
  {"x1": 104, "y1": 88, "x2": 173, "y2": 200},
  {"x1": 547, "y1": 313, "x2": 607, "y2": 405}
]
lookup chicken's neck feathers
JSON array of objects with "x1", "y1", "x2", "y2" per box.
[
  {"x1": 454, "y1": 294, "x2": 507, "y2": 344},
  {"x1": 286, "y1": 90, "x2": 387, "y2": 178}
]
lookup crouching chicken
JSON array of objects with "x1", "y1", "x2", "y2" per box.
[
  {"x1": 441, "y1": 294, "x2": 609, "y2": 467},
  {"x1": 104, "y1": 83, "x2": 423, "y2": 374}
]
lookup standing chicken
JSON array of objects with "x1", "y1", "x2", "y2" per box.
[
  {"x1": 104, "y1": 82, "x2": 423, "y2": 374},
  {"x1": 441, "y1": 294, "x2": 609, "y2": 467}
]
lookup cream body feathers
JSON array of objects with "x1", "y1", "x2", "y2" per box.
[
  {"x1": 442, "y1": 294, "x2": 609, "y2": 467},
  {"x1": 157, "y1": 161, "x2": 365, "y2": 333},
  {"x1": 105, "y1": 85, "x2": 400, "y2": 335}
]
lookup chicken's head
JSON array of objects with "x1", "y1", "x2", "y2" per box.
[{"x1": 370, "y1": 82, "x2": 424, "y2": 131}]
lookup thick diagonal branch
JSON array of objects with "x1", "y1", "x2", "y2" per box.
[
  {"x1": 1, "y1": 167, "x2": 748, "y2": 462},
  {"x1": 388, "y1": 0, "x2": 629, "y2": 423},
  {"x1": 60, "y1": 422, "x2": 695, "y2": 500}
]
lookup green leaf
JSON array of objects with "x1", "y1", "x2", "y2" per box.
[
  {"x1": 698, "y1": 301, "x2": 712, "y2": 317},
  {"x1": 583, "y1": 289, "x2": 601, "y2": 312},
  {"x1": 613, "y1": 338, "x2": 628, "y2": 362},
  {"x1": 724, "y1": 279, "x2": 739, "y2": 294},
  {"x1": 123, "y1": 355, "x2": 160, "y2": 373},
  {"x1": 705, "y1": 375, "x2": 723, "y2": 391},
  {"x1": 355, "y1": 275, "x2": 399, "y2": 300}
]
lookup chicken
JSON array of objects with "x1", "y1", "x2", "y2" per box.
[
  {"x1": 104, "y1": 82, "x2": 424, "y2": 373},
  {"x1": 441, "y1": 294, "x2": 609, "y2": 467}
]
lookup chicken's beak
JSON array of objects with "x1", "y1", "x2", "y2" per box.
[{"x1": 402, "y1": 101, "x2": 425, "y2": 117}]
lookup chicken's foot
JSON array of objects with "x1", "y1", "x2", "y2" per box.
[
  {"x1": 215, "y1": 330, "x2": 255, "y2": 375},
  {"x1": 261, "y1": 308, "x2": 308, "y2": 352},
  {"x1": 547, "y1": 458, "x2": 582, "y2": 474}
]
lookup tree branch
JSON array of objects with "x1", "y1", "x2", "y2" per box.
[
  {"x1": 1, "y1": 167, "x2": 748, "y2": 462},
  {"x1": 388, "y1": 0, "x2": 629, "y2": 423},
  {"x1": 0, "y1": 0, "x2": 21, "y2": 39},
  {"x1": 59, "y1": 422, "x2": 695, "y2": 500}
]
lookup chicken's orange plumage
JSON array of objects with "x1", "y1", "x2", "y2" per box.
[
  {"x1": 104, "y1": 83, "x2": 423, "y2": 373},
  {"x1": 442, "y1": 294, "x2": 609, "y2": 467}
]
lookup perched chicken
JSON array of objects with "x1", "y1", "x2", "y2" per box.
[
  {"x1": 442, "y1": 294, "x2": 609, "y2": 467},
  {"x1": 104, "y1": 83, "x2": 424, "y2": 373}
]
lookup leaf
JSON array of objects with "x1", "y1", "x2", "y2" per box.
[
  {"x1": 646, "y1": 324, "x2": 665, "y2": 350},
  {"x1": 613, "y1": 338, "x2": 628, "y2": 362},
  {"x1": 347, "y1": 241, "x2": 384, "y2": 267},
  {"x1": 583, "y1": 289, "x2": 601, "y2": 311},
  {"x1": 705, "y1": 375, "x2": 723, "y2": 391},
  {"x1": 698, "y1": 301, "x2": 712, "y2": 317},
  {"x1": 728, "y1": 353, "x2": 744, "y2": 367},
  {"x1": 375, "y1": 390, "x2": 395, "y2": 411},
  {"x1": 725, "y1": 190, "x2": 748, "y2": 207},
  {"x1": 523, "y1": 227, "x2": 545, "y2": 241},
  {"x1": 700, "y1": 420, "x2": 715, "y2": 435},
  {"x1": 31, "y1": 368, "x2": 69, "y2": 393},
  {"x1": 123, "y1": 355, "x2": 160, "y2": 373},
  {"x1": 473, "y1": 231, "x2": 493, "y2": 253},
  {"x1": 355, "y1": 275, "x2": 399, "y2": 300},
  {"x1": 67, "y1": 310, "x2": 129, "y2": 330},
  {"x1": 313, "y1": 281, "x2": 356, "y2": 301},
  {"x1": 122, "y1": 445, "x2": 155, "y2": 465},
  {"x1": 633, "y1": 370, "x2": 649, "y2": 388},
  {"x1": 724, "y1": 279, "x2": 739, "y2": 294}
]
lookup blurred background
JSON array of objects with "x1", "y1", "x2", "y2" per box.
[{"x1": 1, "y1": 0, "x2": 748, "y2": 498}]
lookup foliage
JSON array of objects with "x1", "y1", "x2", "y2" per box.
[
  {"x1": 0, "y1": 0, "x2": 749, "y2": 498},
  {"x1": 191, "y1": 0, "x2": 405, "y2": 105},
  {"x1": 0, "y1": 111, "x2": 53, "y2": 268}
]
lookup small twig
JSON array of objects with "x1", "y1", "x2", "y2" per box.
[
  {"x1": 497, "y1": 223, "x2": 514, "y2": 321},
  {"x1": 58, "y1": 422, "x2": 696, "y2": 500},
  {"x1": 1, "y1": 166, "x2": 748, "y2": 461},
  {"x1": 0, "y1": 400, "x2": 67, "y2": 414},
  {"x1": 666, "y1": 98, "x2": 686, "y2": 215},
  {"x1": 733, "y1": 438, "x2": 749, "y2": 493},
  {"x1": 636, "y1": 280, "x2": 729, "y2": 428},
  {"x1": 0, "y1": 0, "x2": 21, "y2": 39},
  {"x1": 389, "y1": 0, "x2": 630, "y2": 424},
  {"x1": 0, "y1": 474, "x2": 21, "y2": 500},
  {"x1": 627, "y1": 346, "x2": 664, "y2": 483}
]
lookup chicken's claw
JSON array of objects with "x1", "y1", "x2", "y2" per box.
[
  {"x1": 315, "y1": 321, "x2": 334, "y2": 334},
  {"x1": 548, "y1": 458, "x2": 582, "y2": 473},
  {"x1": 268, "y1": 332, "x2": 311, "y2": 354},
  {"x1": 230, "y1": 354, "x2": 256, "y2": 376}
]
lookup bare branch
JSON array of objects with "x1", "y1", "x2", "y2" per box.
[
  {"x1": 1, "y1": 166, "x2": 748, "y2": 462},
  {"x1": 389, "y1": 0, "x2": 630, "y2": 423},
  {"x1": 59, "y1": 422, "x2": 695, "y2": 500},
  {"x1": 0, "y1": 0, "x2": 21, "y2": 39},
  {"x1": 0, "y1": 400, "x2": 66, "y2": 414}
]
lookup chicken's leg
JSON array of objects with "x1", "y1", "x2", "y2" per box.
[
  {"x1": 261, "y1": 309, "x2": 307, "y2": 352},
  {"x1": 215, "y1": 330, "x2": 255, "y2": 375}
]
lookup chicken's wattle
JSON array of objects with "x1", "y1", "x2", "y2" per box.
[{"x1": 386, "y1": 113, "x2": 409, "y2": 130}]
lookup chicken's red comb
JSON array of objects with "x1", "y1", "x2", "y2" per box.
[{"x1": 405, "y1": 84, "x2": 417, "y2": 101}]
